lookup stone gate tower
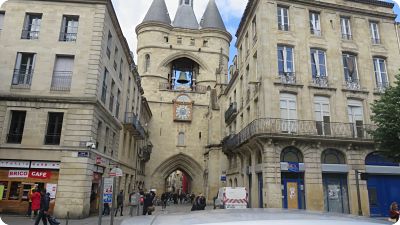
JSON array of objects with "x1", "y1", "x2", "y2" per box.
[{"x1": 136, "y1": 0, "x2": 231, "y2": 196}]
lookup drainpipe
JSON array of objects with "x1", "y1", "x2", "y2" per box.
[
  {"x1": 355, "y1": 170, "x2": 362, "y2": 216},
  {"x1": 395, "y1": 22, "x2": 400, "y2": 55}
]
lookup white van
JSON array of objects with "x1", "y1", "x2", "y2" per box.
[{"x1": 214, "y1": 187, "x2": 248, "y2": 209}]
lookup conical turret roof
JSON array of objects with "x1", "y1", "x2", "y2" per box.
[
  {"x1": 200, "y1": 0, "x2": 226, "y2": 30},
  {"x1": 143, "y1": 0, "x2": 171, "y2": 25},
  {"x1": 173, "y1": 1, "x2": 199, "y2": 29}
]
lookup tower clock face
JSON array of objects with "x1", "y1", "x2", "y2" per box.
[{"x1": 175, "y1": 104, "x2": 191, "y2": 120}]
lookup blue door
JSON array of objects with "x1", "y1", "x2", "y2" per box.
[
  {"x1": 258, "y1": 173, "x2": 263, "y2": 208},
  {"x1": 282, "y1": 173, "x2": 305, "y2": 209},
  {"x1": 367, "y1": 175, "x2": 400, "y2": 217}
]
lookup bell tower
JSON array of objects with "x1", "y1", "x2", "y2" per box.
[{"x1": 136, "y1": 0, "x2": 231, "y2": 198}]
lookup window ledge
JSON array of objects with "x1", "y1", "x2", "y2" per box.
[
  {"x1": 341, "y1": 88, "x2": 369, "y2": 94},
  {"x1": 273, "y1": 81, "x2": 304, "y2": 88},
  {"x1": 308, "y1": 85, "x2": 337, "y2": 91}
]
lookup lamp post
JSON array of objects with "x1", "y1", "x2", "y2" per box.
[{"x1": 355, "y1": 170, "x2": 362, "y2": 216}]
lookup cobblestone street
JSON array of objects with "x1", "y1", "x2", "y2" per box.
[{"x1": 1, "y1": 203, "x2": 209, "y2": 225}]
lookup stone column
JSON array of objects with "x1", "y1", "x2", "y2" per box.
[
  {"x1": 263, "y1": 142, "x2": 282, "y2": 208},
  {"x1": 347, "y1": 148, "x2": 369, "y2": 216},
  {"x1": 303, "y1": 146, "x2": 324, "y2": 211},
  {"x1": 54, "y1": 151, "x2": 92, "y2": 219},
  {"x1": 206, "y1": 147, "x2": 227, "y2": 202}
]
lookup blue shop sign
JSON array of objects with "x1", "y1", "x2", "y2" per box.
[{"x1": 288, "y1": 162, "x2": 300, "y2": 172}]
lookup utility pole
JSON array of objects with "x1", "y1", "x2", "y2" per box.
[{"x1": 355, "y1": 170, "x2": 362, "y2": 216}]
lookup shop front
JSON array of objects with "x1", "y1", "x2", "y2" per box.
[
  {"x1": 0, "y1": 160, "x2": 60, "y2": 214},
  {"x1": 90, "y1": 165, "x2": 104, "y2": 215}
]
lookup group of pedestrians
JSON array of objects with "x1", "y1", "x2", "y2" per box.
[
  {"x1": 190, "y1": 194, "x2": 206, "y2": 211},
  {"x1": 27, "y1": 185, "x2": 53, "y2": 225}
]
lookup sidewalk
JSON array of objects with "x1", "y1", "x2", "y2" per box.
[{"x1": 1, "y1": 204, "x2": 196, "y2": 225}]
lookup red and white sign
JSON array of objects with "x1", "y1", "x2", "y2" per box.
[
  {"x1": 1, "y1": 160, "x2": 30, "y2": 168},
  {"x1": 29, "y1": 170, "x2": 52, "y2": 179},
  {"x1": 8, "y1": 170, "x2": 29, "y2": 178}
]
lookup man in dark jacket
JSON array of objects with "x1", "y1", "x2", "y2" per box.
[
  {"x1": 115, "y1": 190, "x2": 124, "y2": 217},
  {"x1": 34, "y1": 190, "x2": 50, "y2": 225}
]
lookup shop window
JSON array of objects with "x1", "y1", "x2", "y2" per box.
[
  {"x1": 8, "y1": 182, "x2": 21, "y2": 200},
  {"x1": 0, "y1": 181, "x2": 8, "y2": 200},
  {"x1": 22, "y1": 184, "x2": 32, "y2": 201}
]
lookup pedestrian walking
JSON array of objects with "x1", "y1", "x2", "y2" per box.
[
  {"x1": 102, "y1": 203, "x2": 110, "y2": 216},
  {"x1": 143, "y1": 192, "x2": 155, "y2": 215},
  {"x1": 27, "y1": 184, "x2": 38, "y2": 217},
  {"x1": 115, "y1": 190, "x2": 124, "y2": 217},
  {"x1": 31, "y1": 189, "x2": 41, "y2": 218},
  {"x1": 129, "y1": 191, "x2": 140, "y2": 216},
  {"x1": 191, "y1": 195, "x2": 198, "y2": 211},
  {"x1": 390, "y1": 202, "x2": 400, "y2": 222},
  {"x1": 34, "y1": 190, "x2": 50, "y2": 225}
]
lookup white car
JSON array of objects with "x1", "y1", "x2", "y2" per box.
[{"x1": 121, "y1": 208, "x2": 392, "y2": 225}]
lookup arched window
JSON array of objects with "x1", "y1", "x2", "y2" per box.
[
  {"x1": 366, "y1": 151, "x2": 398, "y2": 166},
  {"x1": 321, "y1": 149, "x2": 346, "y2": 164},
  {"x1": 178, "y1": 132, "x2": 185, "y2": 146},
  {"x1": 145, "y1": 54, "x2": 150, "y2": 72},
  {"x1": 281, "y1": 147, "x2": 303, "y2": 163}
]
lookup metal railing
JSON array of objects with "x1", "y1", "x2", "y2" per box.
[
  {"x1": 342, "y1": 33, "x2": 352, "y2": 40},
  {"x1": 279, "y1": 24, "x2": 290, "y2": 31},
  {"x1": 223, "y1": 118, "x2": 376, "y2": 150},
  {"x1": 375, "y1": 82, "x2": 389, "y2": 93},
  {"x1": 7, "y1": 134, "x2": 23, "y2": 144},
  {"x1": 50, "y1": 71, "x2": 72, "y2": 91},
  {"x1": 11, "y1": 69, "x2": 33, "y2": 89},
  {"x1": 279, "y1": 72, "x2": 296, "y2": 84},
  {"x1": 225, "y1": 102, "x2": 238, "y2": 124},
  {"x1": 344, "y1": 78, "x2": 361, "y2": 90},
  {"x1": 312, "y1": 77, "x2": 329, "y2": 88},
  {"x1": 124, "y1": 112, "x2": 146, "y2": 139},
  {"x1": 311, "y1": 29, "x2": 321, "y2": 36},
  {"x1": 371, "y1": 38, "x2": 381, "y2": 45},
  {"x1": 44, "y1": 134, "x2": 61, "y2": 145},
  {"x1": 59, "y1": 32, "x2": 77, "y2": 42},
  {"x1": 159, "y1": 82, "x2": 207, "y2": 93},
  {"x1": 21, "y1": 30, "x2": 40, "y2": 39}
]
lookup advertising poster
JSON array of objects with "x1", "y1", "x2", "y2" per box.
[
  {"x1": 103, "y1": 177, "x2": 114, "y2": 204},
  {"x1": 46, "y1": 184, "x2": 57, "y2": 199}
]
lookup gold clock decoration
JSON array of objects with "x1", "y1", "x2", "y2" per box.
[{"x1": 173, "y1": 94, "x2": 193, "y2": 122}]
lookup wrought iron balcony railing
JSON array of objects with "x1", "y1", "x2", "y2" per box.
[
  {"x1": 124, "y1": 112, "x2": 146, "y2": 139},
  {"x1": 344, "y1": 78, "x2": 361, "y2": 90},
  {"x1": 375, "y1": 82, "x2": 389, "y2": 93},
  {"x1": 59, "y1": 32, "x2": 77, "y2": 42},
  {"x1": 225, "y1": 102, "x2": 238, "y2": 124},
  {"x1": 342, "y1": 33, "x2": 352, "y2": 40},
  {"x1": 159, "y1": 82, "x2": 207, "y2": 93},
  {"x1": 21, "y1": 30, "x2": 40, "y2": 39},
  {"x1": 312, "y1": 77, "x2": 329, "y2": 88},
  {"x1": 279, "y1": 72, "x2": 296, "y2": 84},
  {"x1": 50, "y1": 71, "x2": 72, "y2": 91},
  {"x1": 11, "y1": 69, "x2": 33, "y2": 89},
  {"x1": 222, "y1": 118, "x2": 376, "y2": 151},
  {"x1": 371, "y1": 38, "x2": 381, "y2": 45}
]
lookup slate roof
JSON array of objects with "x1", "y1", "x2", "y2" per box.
[
  {"x1": 200, "y1": 0, "x2": 226, "y2": 31},
  {"x1": 143, "y1": 0, "x2": 171, "y2": 25},
  {"x1": 173, "y1": 3, "x2": 199, "y2": 29}
]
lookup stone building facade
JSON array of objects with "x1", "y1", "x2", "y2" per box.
[
  {"x1": 0, "y1": 0, "x2": 151, "y2": 218},
  {"x1": 222, "y1": 0, "x2": 400, "y2": 217},
  {"x1": 136, "y1": 0, "x2": 231, "y2": 197}
]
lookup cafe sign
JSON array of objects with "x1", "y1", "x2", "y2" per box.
[{"x1": 8, "y1": 170, "x2": 52, "y2": 179}]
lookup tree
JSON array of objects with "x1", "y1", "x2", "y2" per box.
[{"x1": 370, "y1": 74, "x2": 400, "y2": 161}]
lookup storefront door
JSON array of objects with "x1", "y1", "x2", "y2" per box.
[
  {"x1": 257, "y1": 173, "x2": 263, "y2": 208},
  {"x1": 323, "y1": 174, "x2": 349, "y2": 214},
  {"x1": 282, "y1": 173, "x2": 305, "y2": 209},
  {"x1": 367, "y1": 175, "x2": 400, "y2": 217}
]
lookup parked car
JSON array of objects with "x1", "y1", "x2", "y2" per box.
[
  {"x1": 121, "y1": 208, "x2": 392, "y2": 225},
  {"x1": 214, "y1": 187, "x2": 248, "y2": 209}
]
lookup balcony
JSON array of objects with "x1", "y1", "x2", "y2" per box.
[
  {"x1": 59, "y1": 32, "x2": 77, "y2": 42},
  {"x1": 225, "y1": 102, "x2": 238, "y2": 124},
  {"x1": 21, "y1": 30, "x2": 40, "y2": 39},
  {"x1": 222, "y1": 118, "x2": 376, "y2": 152},
  {"x1": 50, "y1": 71, "x2": 72, "y2": 91},
  {"x1": 311, "y1": 77, "x2": 329, "y2": 88},
  {"x1": 374, "y1": 82, "x2": 389, "y2": 93},
  {"x1": 344, "y1": 78, "x2": 361, "y2": 91},
  {"x1": 124, "y1": 112, "x2": 145, "y2": 140},
  {"x1": 159, "y1": 82, "x2": 207, "y2": 94},
  {"x1": 279, "y1": 72, "x2": 296, "y2": 84},
  {"x1": 11, "y1": 69, "x2": 33, "y2": 89},
  {"x1": 342, "y1": 33, "x2": 352, "y2": 40}
]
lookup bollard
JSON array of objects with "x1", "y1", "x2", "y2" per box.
[{"x1": 66, "y1": 211, "x2": 69, "y2": 225}]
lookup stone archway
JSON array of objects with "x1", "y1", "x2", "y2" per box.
[{"x1": 150, "y1": 153, "x2": 204, "y2": 195}]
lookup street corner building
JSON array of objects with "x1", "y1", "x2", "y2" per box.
[
  {"x1": 0, "y1": 0, "x2": 400, "y2": 220},
  {"x1": 221, "y1": 0, "x2": 400, "y2": 218},
  {"x1": 0, "y1": 0, "x2": 152, "y2": 219}
]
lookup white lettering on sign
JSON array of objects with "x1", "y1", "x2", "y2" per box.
[{"x1": 8, "y1": 170, "x2": 29, "y2": 178}]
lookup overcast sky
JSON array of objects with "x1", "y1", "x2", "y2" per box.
[{"x1": 0, "y1": 0, "x2": 399, "y2": 63}]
